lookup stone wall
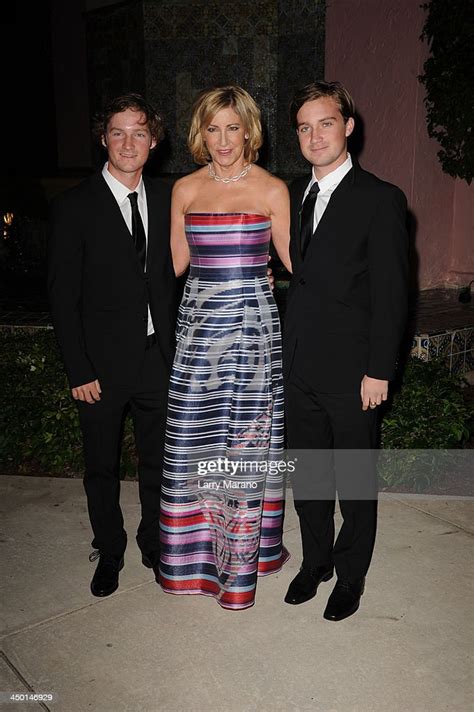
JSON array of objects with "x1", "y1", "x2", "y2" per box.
[{"x1": 85, "y1": 0, "x2": 325, "y2": 175}]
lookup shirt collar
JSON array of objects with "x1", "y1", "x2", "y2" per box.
[
  {"x1": 310, "y1": 153, "x2": 353, "y2": 193},
  {"x1": 102, "y1": 162, "x2": 145, "y2": 205}
]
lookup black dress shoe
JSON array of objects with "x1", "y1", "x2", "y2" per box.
[
  {"x1": 141, "y1": 551, "x2": 161, "y2": 583},
  {"x1": 323, "y1": 577, "x2": 365, "y2": 621},
  {"x1": 284, "y1": 564, "x2": 334, "y2": 605},
  {"x1": 90, "y1": 553, "x2": 124, "y2": 597},
  {"x1": 141, "y1": 551, "x2": 159, "y2": 569}
]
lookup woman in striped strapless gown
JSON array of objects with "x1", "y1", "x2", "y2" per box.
[{"x1": 159, "y1": 86, "x2": 292, "y2": 609}]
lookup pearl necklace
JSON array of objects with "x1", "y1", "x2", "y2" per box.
[{"x1": 208, "y1": 162, "x2": 251, "y2": 183}]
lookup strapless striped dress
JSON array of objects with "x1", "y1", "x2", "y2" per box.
[{"x1": 159, "y1": 213, "x2": 289, "y2": 610}]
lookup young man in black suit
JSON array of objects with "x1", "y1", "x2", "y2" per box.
[
  {"x1": 283, "y1": 81, "x2": 409, "y2": 620},
  {"x1": 48, "y1": 94, "x2": 176, "y2": 597}
]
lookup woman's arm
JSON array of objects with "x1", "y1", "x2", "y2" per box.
[
  {"x1": 269, "y1": 179, "x2": 292, "y2": 273},
  {"x1": 170, "y1": 180, "x2": 191, "y2": 277}
]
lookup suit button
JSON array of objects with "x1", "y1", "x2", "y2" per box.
[{"x1": 299, "y1": 278, "x2": 306, "y2": 285}]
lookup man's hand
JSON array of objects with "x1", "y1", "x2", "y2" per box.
[
  {"x1": 360, "y1": 375, "x2": 388, "y2": 411},
  {"x1": 72, "y1": 379, "x2": 102, "y2": 404},
  {"x1": 267, "y1": 256, "x2": 275, "y2": 291}
]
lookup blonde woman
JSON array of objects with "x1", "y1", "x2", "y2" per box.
[{"x1": 158, "y1": 85, "x2": 291, "y2": 610}]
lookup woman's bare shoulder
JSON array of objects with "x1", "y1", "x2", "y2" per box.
[
  {"x1": 172, "y1": 167, "x2": 207, "y2": 201},
  {"x1": 252, "y1": 165, "x2": 288, "y2": 193}
]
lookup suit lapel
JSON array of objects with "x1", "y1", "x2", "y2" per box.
[
  {"x1": 144, "y1": 177, "x2": 156, "y2": 272},
  {"x1": 290, "y1": 175, "x2": 311, "y2": 272},
  {"x1": 92, "y1": 173, "x2": 144, "y2": 278},
  {"x1": 301, "y1": 164, "x2": 355, "y2": 264},
  {"x1": 144, "y1": 176, "x2": 169, "y2": 272}
]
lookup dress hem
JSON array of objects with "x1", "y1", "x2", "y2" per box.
[{"x1": 158, "y1": 549, "x2": 291, "y2": 610}]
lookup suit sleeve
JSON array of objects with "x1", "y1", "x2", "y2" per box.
[
  {"x1": 47, "y1": 195, "x2": 96, "y2": 388},
  {"x1": 367, "y1": 185, "x2": 409, "y2": 380}
]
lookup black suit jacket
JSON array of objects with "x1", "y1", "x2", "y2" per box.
[
  {"x1": 283, "y1": 159, "x2": 409, "y2": 393},
  {"x1": 48, "y1": 172, "x2": 177, "y2": 388}
]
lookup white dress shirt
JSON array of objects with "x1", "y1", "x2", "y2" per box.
[
  {"x1": 302, "y1": 153, "x2": 353, "y2": 233},
  {"x1": 102, "y1": 163, "x2": 155, "y2": 337}
]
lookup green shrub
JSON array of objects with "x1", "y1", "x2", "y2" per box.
[
  {"x1": 379, "y1": 357, "x2": 472, "y2": 490},
  {"x1": 418, "y1": 0, "x2": 474, "y2": 183},
  {"x1": 0, "y1": 329, "x2": 137, "y2": 477},
  {"x1": 1, "y1": 332, "x2": 472, "y2": 491}
]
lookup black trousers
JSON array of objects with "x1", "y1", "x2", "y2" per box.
[
  {"x1": 285, "y1": 371, "x2": 378, "y2": 582},
  {"x1": 77, "y1": 343, "x2": 169, "y2": 559}
]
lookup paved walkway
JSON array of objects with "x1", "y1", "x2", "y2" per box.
[{"x1": 1, "y1": 475, "x2": 473, "y2": 712}]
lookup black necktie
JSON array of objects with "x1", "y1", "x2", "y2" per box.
[
  {"x1": 300, "y1": 182, "x2": 319, "y2": 258},
  {"x1": 127, "y1": 192, "x2": 147, "y2": 270}
]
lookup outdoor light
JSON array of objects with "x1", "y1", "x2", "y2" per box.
[{"x1": 3, "y1": 212, "x2": 14, "y2": 239}]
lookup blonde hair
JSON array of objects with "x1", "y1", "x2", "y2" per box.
[{"x1": 188, "y1": 85, "x2": 263, "y2": 165}]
